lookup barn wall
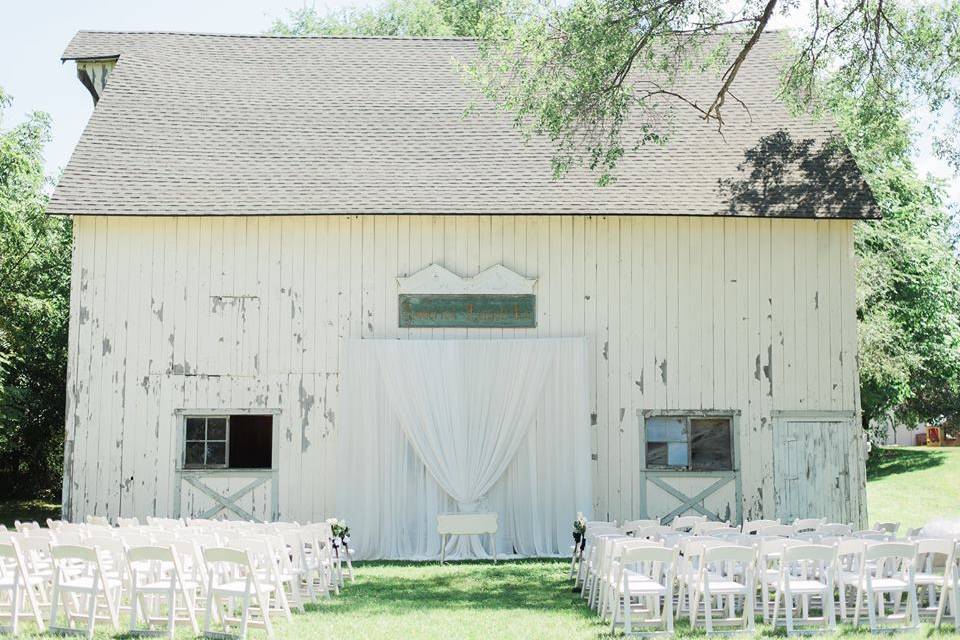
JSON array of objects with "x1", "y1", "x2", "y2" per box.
[{"x1": 63, "y1": 215, "x2": 865, "y2": 525}]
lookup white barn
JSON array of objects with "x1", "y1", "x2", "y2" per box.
[{"x1": 52, "y1": 30, "x2": 876, "y2": 557}]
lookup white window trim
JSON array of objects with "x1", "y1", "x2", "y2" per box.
[
  {"x1": 640, "y1": 410, "x2": 740, "y2": 473},
  {"x1": 182, "y1": 415, "x2": 230, "y2": 470}
]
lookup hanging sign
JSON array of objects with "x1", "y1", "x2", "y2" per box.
[
  {"x1": 399, "y1": 294, "x2": 535, "y2": 328},
  {"x1": 397, "y1": 264, "x2": 537, "y2": 329}
]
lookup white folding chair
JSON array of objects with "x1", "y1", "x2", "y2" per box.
[
  {"x1": 127, "y1": 545, "x2": 200, "y2": 638},
  {"x1": 580, "y1": 533, "x2": 622, "y2": 605},
  {"x1": 609, "y1": 544, "x2": 676, "y2": 635},
  {"x1": 854, "y1": 529, "x2": 894, "y2": 541},
  {"x1": 792, "y1": 518, "x2": 826, "y2": 534},
  {"x1": 756, "y1": 524, "x2": 797, "y2": 538},
  {"x1": 874, "y1": 521, "x2": 901, "y2": 535},
  {"x1": 52, "y1": 529, "x2": 86, "y2": 546},
  {"x1": 203, "y1": 547, "x2": 276, "y2": 640},
  {"x1": 770, "y1": 544, "x2": 837, "y2": 635},
  {"x1": 114, "y1": 530, "x2": 152, "y2": 548},
  {"x1": 587, "y1": 520, "x2": 618, "y2": 528},
  {"x1": 48, "y1": 544, "x2": 122, "y2": 638},
  {"x1": 913, "y1": 538, "x2": 959, "y2": 628},
  {"x1": 263, "y1": 533, "x2": 305, "y2": 611},
  {"x1": 575, "y1": 526, "x2": 618, "y2": 590},
  {"x1": 692, "y1": 521, "x2": 736, "y2": 536},
  {"x1": 235, "y1": 537, "x2": 296, "y2": 619},
  {"x1": 0, "y1": 539, "x2": 46, "y2": 634},
  {"x1": 689, "y1": 545, "x2": 756, "y2": 633},
  {"x1": 116, "y1": 517, "x2": 140, "y2": 528},
  {"x1": 709, "y1": 530, "x2": 754, "y2": 545},
  {"x1": 633, "y1": 525, "x2": 674, "y2": 542},
  {"x1": 13, "y1": 522, "x2": 38, "y2": 534},
  {"x1": 301, "y1": 525, "x2": 338, "y2": 598},
  {"x1": 145, "y1": 517, "x2": 184, "y2": 530},
  {"x1": 670, "y1": 515, "x2": 707, "y2": 532},
  {"x1": 741, "y1": 519, "x2": 779, "y2": 534},
  {"x1": 756, "y1": 537, "x2": 804, "y2": 623},
  {"x1": 935, "y1": 538, "x2": 960, "y2": 629},
  {"x1": 599, "y1": 538, "x2": 654, "y2": 620},
  {"x1": 850, "y1": 542, "x2": 920, "y2": 632},
  {"x1": 621, "y1": 519, "x2": 660, "y2": 534},
  {"x1": 674, "y1": 537, "x2": 726, "y2": 622},
  {"x1": 280, "y1": 529, "x2": 319, "y2": 603},
  {"x1": 815, "y1": 522, "x2": 853, "y2": 536},
  {"x1": 20, "y1": 528, "x2": 53, "y2": 542},
  {"x1": 587, "y1": 534, "x2": 629, "y2": 610}
]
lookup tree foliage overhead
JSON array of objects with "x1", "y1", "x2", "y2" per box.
[
  {"x1": 268, "y1": 0, "x2": 496, "y2": 37},
  {"x1": 470, "y1": 0, "x2": 960, "y2": 181},
  {"x1": 0, "y1": 88, "x2": 72, "y2": 497}
]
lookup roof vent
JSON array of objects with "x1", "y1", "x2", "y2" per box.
[{"x1": 76, "y1": 58, "x2": 117, "y2": 105}]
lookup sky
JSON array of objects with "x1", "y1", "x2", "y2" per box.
[{"x1": 1, "y1": 0, "x2": 957, "y2": 209}]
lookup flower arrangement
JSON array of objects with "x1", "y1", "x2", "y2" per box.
[
  {"x1": 327, "y1": 517, "x2": 350, "y2": 549},
  {"x1": 572, "y1": 512, "x2": 587, "y2": 550}
]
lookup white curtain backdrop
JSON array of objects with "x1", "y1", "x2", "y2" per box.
[{"x1": 338, "y1": 338, "x2": 592, "y2": 560}]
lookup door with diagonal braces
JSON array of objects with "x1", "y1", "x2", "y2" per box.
[
  {"x1": 642, "y1": 471, "x2": 740, "y2": 524},
  {"x1": 175, "y1": 470, "x2": 278, "y2": 521}
]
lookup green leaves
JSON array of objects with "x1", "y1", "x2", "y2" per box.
[
  {"x1": 0, "y1": 89, "x2": 71, "y2": 498},
  {"x1": 836, "y1": 87, "x2": 960, "y2": 429},
  {"x1": 267, "y1": 0, "x2": 496, "y2": 38}
]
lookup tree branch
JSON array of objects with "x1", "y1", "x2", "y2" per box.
[{"x1": 704, "y1": 0, "x2": 779, "y2": 125}]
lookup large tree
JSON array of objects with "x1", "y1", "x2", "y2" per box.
[
  {"x1": 0, "y1": 88, "x2": 72, "y2": 497},
  {"x1": 272, "y1": 0, "x2": 960, "y2": 433}
]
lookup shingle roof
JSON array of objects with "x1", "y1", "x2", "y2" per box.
[{"x1": 49, "y1": 30, "x2": 878, "y2": 218}]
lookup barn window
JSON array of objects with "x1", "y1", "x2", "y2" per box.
[
  {"x1": 183, "y1": 415, "x2": 273, "y2": 470},
  {"x1": 645, "y1": 415, "x2": 733, "y2": 471}
]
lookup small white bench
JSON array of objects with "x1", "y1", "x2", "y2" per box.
[{"x1": 437, "y1": 513, "x2": 498, "y2": 564}]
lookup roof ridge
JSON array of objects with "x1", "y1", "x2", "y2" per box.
[
  {"x1": 71, "y1": 27, "x2": 786, "y2": 42},
  {"x1": 73, "y1": 29, "x2": 477, "y2": 42}
]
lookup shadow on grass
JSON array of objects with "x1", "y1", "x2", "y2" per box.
[{"x1": 866, "y1": 446, "x2": 947, "y2": 481}]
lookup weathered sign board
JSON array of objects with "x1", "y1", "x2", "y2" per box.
[{"x1": 399, "y1": 294, "x2": 536, "y2": 328}]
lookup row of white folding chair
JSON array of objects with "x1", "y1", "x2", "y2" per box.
[
  {"x1": 835, "y1": 539, "x2": 921, "y2": 632},
  {"x1": 0, "y1": 539, "x2": 48, "y2": 634},
  {"x1": 597, "y1": 535, "x2": 756, "y2": 634},
  {"x1": 590, "y1": 529, "x2": 959, "y2": 634},
  {"x1": 914, "y1": 538, "x2": 959, "y2": 627},
  {"x1": 568, "y1": 521, "x2": 615, "y2": 577},
  {"x1": 575, "y1": 526, "x2": 619, "y2": 591},
  {"x1": 1, "y1": 536, "x2": 290, "y2": 639},
  {"x1": 609, "y1": 543, "x2": 677, "y2": 634}
]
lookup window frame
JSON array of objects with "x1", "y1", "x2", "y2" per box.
[
  {"x1": 182, "y1": 415, "x2": 230, "y2": 469},
  {"x1": 178, "y1": 411, "x2": 278, "y2": 472},
  {"x1": 641, "y1": 411, "x2": 738, "y2": 473}
]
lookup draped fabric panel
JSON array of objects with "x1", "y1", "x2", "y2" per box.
[{"x1": 338, "y1": 338, "x2": 592, "y2": 560}]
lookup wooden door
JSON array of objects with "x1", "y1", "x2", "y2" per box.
[
  {"x1": 773, "y1": 415, "x2": 860, "y2": 524},
  {"x1": 175, "y1": 470, "x2": 278, "y2": 521}
]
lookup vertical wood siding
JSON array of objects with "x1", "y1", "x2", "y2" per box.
[{"x1": 62, "y1": 215, "x2": 865, "y2": 525}]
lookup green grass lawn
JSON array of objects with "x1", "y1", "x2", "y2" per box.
[{"x1": 866, "y1": 445, "x2": 960, "y2": 531}]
